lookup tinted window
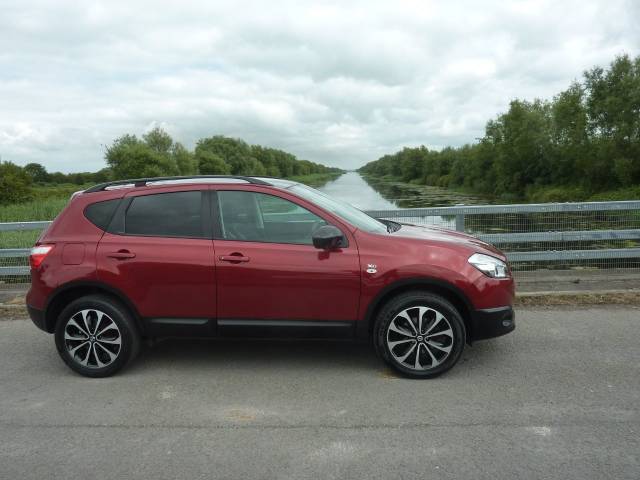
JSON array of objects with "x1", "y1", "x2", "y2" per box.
[
  {"x1": 84, "y1": 199, "x2": 120, "y2": 230},
  {"x1": 125, "y1": 191, "x2": 203, "y2": 237},
  {"x1": 217, "y1": 191, "x2": 326, "y2": 244}
]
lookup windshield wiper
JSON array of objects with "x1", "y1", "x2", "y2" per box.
[{"x1": 377, "y1": 219, "x2": 402, "y2": 233}]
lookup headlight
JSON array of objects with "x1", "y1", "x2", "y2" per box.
[{"x1": 468, "y1": 253, "x2": 509, "y2": 278}]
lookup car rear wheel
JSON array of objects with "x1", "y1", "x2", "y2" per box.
[
  {"x1": 374, "y1": 291, "x2": 466, "y2": 378},
  {"x1": 54, "y1": 294, "x2": 140, "y2": 377}
]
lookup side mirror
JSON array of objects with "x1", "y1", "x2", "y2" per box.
[{"x1": 312, "y1": 225, "x2": 345, "y2": 250}]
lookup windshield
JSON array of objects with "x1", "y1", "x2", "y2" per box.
[{"x1": 288, "y1": 183, "x2": 388, "y2": 234}]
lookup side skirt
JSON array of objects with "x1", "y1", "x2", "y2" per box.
[{"x1": 142, "y1": 318, "x2": 356, "y2": 339}]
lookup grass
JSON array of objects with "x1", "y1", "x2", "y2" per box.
[
  {"x1": 1, "y1": 196, "x2": 70, "y2": 248},
  {"x1": 588, "y1": 185, "x2": 640, "y2": 202},
  {"x1": 0, "y1": 185, "x2": 83, "y2": 249},
  {"x1": 0, "y1": 197, "x2": 69, "y2": 223},
  {"x1": 0, "y1": 231, "x2": 41, "y2": 249},
  {"x1": 515, "y1": 291, "x2": 640, "y2": 306},
  {"x1": 526, "y1": 184, "x2": 640, "y2": 203}
]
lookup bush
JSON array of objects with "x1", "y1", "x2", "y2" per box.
[{"x1": 0, "y1": 161, "x2": 32, "y2": 205}]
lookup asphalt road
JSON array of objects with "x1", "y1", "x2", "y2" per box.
[{"x1": 1, "y1": 306, "x2": 639, "y2": 479}]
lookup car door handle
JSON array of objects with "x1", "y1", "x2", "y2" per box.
[
  {"x1": 219, "y1": 254, "x2": 250, "y2": 263},
  {"x1": 107, "y1": 250, "x2": 136, "y2": 259}
]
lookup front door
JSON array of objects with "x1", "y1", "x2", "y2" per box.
[{"x1": 213, "y1": 189, "x2": 361, "y2": 328}]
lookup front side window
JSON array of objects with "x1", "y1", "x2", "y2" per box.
[
  {"x1": 125, "y1": 191, "x2": 203, "y2": 238},
  {"x1": 217, "y1": 191, "x2": 326, "y2": 244}
]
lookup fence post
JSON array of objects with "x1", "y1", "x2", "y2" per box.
[{"x1": 455, "y1": 213, "x2": 465, "y2": 232}]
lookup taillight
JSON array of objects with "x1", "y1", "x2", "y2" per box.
[{"x1": 29, "y1": 245, "x2": 54, "y2": 269}]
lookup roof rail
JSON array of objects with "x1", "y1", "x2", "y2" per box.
[{"x1": 84, "y1": 175, "x2": 272, "y2": 193}]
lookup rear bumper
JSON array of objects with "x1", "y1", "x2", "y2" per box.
[
  {"x1": 469, "y1": 306, "x2": 515, "y2": 341},
  {"x1": 27, "y1": 304, "x2": 47, "y2": 332}
]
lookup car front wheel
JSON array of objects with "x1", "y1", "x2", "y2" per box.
[
  {"x1": 374, "y1": 291, "x2": 466, "y2": 378},
  {"x1": 54, "y1": 294, "x2": 140, "y2": 377}
]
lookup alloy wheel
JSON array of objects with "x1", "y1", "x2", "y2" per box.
[
  {"x1": 63, "y1": 309, "x2": 122, "y2": 368},
  {"x1": 385, "y1": 306, "x2": 454, "y2": 371}
]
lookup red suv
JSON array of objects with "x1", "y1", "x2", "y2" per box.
[{"x1": 27, "y1": 176, "x2": 515, "y2": 378}]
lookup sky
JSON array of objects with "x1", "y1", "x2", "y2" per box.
[{"x1": 1, "y1": 0, "x2": 638, "y2": 172}]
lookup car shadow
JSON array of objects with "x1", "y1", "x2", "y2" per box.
[
  {"x1": 131, "y1": 338, "x2": 379, "y2": 373},
  {"x1": 128, "y1": 336, "x2": 512, "y2": 378}
]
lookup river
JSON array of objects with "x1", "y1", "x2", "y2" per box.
[{"x1": 317, "y1": 172, "x2": 488, "y2": 210}]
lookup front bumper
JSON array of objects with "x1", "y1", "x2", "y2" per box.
[
  {"x1": 469, "y1": 306, "x2": 515, "y2": 341},
  {"x1": 27, "y1": 304, "x2": 47, "y2": 332}
]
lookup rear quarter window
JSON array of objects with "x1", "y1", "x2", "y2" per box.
[{"x1": 84, "y1": 199, "x2": 120, "y2": 230}]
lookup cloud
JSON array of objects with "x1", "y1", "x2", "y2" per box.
[{"x1": 0, "y1": 0, "x2": 638, "y2": 171}]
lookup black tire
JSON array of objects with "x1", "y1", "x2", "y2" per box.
[
  {"x1": 374, "y1": 291, "x2": 466, "y2": 379},
  {"x1": 54, "y1": 294, "x2": 141, "y2": 378}
]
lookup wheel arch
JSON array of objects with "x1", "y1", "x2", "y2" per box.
[
  {"x1": 358, "y1": 277, "x2": 475, "y2": 342},
  {"x1": 43, "y1": 281, "x2": 144, "y2": 335}
]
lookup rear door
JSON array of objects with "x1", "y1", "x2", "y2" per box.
[
  {"x1": 96, "y1": 186, "x2": 216, "y2": 323},
  {"x1": 212, "y1": 187, "x2": 361, "y2": 330}
]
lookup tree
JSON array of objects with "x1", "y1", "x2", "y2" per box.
[
  {"x1": 105, "y1": 134, "x2": 179, "y2": 179},
  {"x1": 172, "y1": 143, "x2": 197, "y2": 175},
  {"x1": 23, "y1": 163, "x2": 49, "y2": 183},
  {"x1": 584, "y1": 54, "x2": 640, "y2": 186},
  {"x1": 399, "y1": 146, "x2": 426, "y2": 182},
  {"x1": 101, "y1": 131, "x2": 338, "y2": 183},
  {"x1": 195, "y1": 136, "x2": 253, "y2": 175},
  {"x1": 143, "y1": 127, "x2": 173, "y2": 155},
  {"x1": 359, "y1": 54, "x2": 639, "y2": 199},
  {"x1": 551, "y1": 83, "x2": 588, "y2": 185},
  {"x1": 242, "y1": 158, "x2": 266, "y2": 176},
  {"x1": 197, "y1": 151, "x2": 230, "y2": 174},
  {"x1": 48, "y1": 171, "x2": 68, "y2": 183},
  {"x1": 0, "y1": 161, "x2": 32, "y2": 204}
]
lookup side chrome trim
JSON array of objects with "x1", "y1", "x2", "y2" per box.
[
  {"x1": 148, "y1": 318, "x2": 209, "y2": 326},
  {"x1": 217, "y1": 319, "x2": 355, "y2": 339},
  {"x1": 217, "y1": 319, "x2": 353, "y2": 328}
]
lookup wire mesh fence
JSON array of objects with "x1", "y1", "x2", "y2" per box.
[
  {"x1": 0, "y1": 249, "x2": 31, "y2": 285},
  {"x1": 1, "y1": 201, "x2": 640, "y2": 284},
  {"x1": 0, "y1": 221, "x2": 48, "y2": 285},
  {"x1": 366, "y1": 201, "x2": 640, "y2": 277}
]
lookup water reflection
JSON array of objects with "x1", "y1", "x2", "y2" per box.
[
  {"x1": 317, "y1": 171, "x2": 397, "y2": 210},
  {"x1": 318, "y1": 172, "x2": 488, "y2": 209}
]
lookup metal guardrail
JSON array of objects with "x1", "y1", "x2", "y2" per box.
[
  {"x1": 365, "y1": 200, "x2": 640, "y2": 217},
  {"x1": 478, "y1": 229, "x2": 640, "y2": 243},
  {"x1": 0, "y1": 221, "x2": 52, "y2": 232},
  {"x1": 1, "y1": 200, "x2": 640, "y2": 281},
  {"x1": 365, "y1": 200, "x2": 640, "y2": 270}
]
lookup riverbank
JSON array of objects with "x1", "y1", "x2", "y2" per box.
[{"x1": 360, "y1": 173, "x2": 640, "y2": 205}]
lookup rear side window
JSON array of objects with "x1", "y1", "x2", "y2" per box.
[
  {"x1": 124, "y1": 191, "x2": 203, "y2": 238},
  {"x1": 84, "y1": 199, "x2": 120, "y2": 231}
]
